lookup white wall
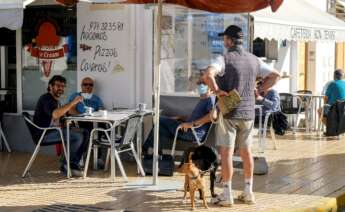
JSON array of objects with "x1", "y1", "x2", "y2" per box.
[
  {"x1": 270, "y1": 39, "x2": 334, "y2": 95},
  {"x1": 273, "y1": 40, "x2": 291, "y2": 93},
  {"x1": 314, "y1": 41, "x2": 335, "y2": 93},
  {"x1": 77, "y1": 3, "x2": 153, "y2": 110}
]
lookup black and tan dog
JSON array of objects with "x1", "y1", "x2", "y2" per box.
[
  {"x1": 177, "y1": 152, "x2": 208, "y2": 210},
  {"x1": 179, "y1": 145, "x2": 220, "y2": 199}
]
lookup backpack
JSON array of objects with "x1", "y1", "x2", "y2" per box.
[{"x1": 271, "y1": 111, "x2": 288, "y2": 135}]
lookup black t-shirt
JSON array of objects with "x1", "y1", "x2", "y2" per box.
[{"x1": 32, "y1": 93, "x2": 58, "y2": 139}]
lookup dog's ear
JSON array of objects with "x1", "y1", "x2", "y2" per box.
[
  {"x1": 188, "y1": 152, "x2": 194, "y2": 163},
  {"x1": 176, "y1": 163, "x2": 188, "y2": 173}
]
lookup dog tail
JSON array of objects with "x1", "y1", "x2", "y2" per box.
[{"x1": 188, "y1": 152, "x2": 193, "y2": 163}]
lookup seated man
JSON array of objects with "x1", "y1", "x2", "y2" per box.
[
  {"x1": 320, "y1": 69, "x2": 345, "y2": 122},
  {"x1": 33, "y1": 75, "x2": 89, "y2": 177},
  {"x1": 255, "y1": 78, "x2": 281, "y2": 125},
  {"x1": 143, "y1": 72, "x2": 216, "y2": 154},
  {"x1": 68, "y1": 77, "x2": 104, "y2": 114}
]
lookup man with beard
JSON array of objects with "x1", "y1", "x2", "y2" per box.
[{"x1": 33, "y1": 75, "x2": 88, "y2": 177}]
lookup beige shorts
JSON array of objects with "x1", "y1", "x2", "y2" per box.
[{"x1": 216, "y1": 118, "x2": 254, "y2": 149}]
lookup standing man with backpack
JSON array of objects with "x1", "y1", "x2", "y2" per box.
[{"x1": 203, "y1": 25, "x2": 280, "y2": 206}]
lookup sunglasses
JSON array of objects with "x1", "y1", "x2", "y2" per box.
[{"x1": 82, "y1": 83, "x2": 93, "y2": 87}]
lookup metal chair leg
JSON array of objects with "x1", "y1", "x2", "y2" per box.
[
  {"x1": 22, "y1": 145, "x2": 41, "y2": 178},
  {"x1": 0, "y1": 126, "x2": 11, "y2": 152},
  {"x1": 104, "y1": 148, "x2": 110, "y2": 171},
  {"x1": 113, "y1": 148, "x2": 128, "y2": 182},
  {"x1": 130, "y1": 143, "x2": 145, "y2": 176},
  {"x1": 83, "y1": 130, "x2": 96, "y2": 178},
  {"x1": 261, "y1": 114, "x2": 270, "y2": 153},
  {"x1": 93, "y1": 144, "x2": 98, "y2": 170},
  {"x1": 58, "y1": 131, "x2": 67, "y2": 164},
  {"x1": 171, "y1": 127, "x2": 181, "y2": 156},
  {"x1": 270, "y1": 126, "x2": 278, "y2": 150},
  {"x1": 22, "y1": 132, "x2": 48, "y2": 178}
]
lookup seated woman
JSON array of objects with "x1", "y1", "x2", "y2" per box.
[
  {"x1": 255, "y1": 79, "x2": 281, "y2": 126},
  {"x1": 143, "y1": 71, "x2": 216, "y2": 155}
]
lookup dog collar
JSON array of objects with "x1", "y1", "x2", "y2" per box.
[{"x1": 189, "y1": 173, "x2": 200, "y2": 180}]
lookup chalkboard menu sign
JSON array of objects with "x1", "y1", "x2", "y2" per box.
[{"x1": 77, "y1": 3, "x2": 134, "y2": 109}]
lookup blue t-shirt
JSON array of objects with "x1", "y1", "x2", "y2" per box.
[
  {"x1": 68, "y1": 92, "x2": 104, "y2": 113},
  {"x1": 325, "y1": 80, "x2": 345, "y2": 105},
  {"x1": 187, "y1": 95, "x2": 216, "y2": 139}
]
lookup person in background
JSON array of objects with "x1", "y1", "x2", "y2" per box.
[
  {"x1": 142, "y1": 71, "x2": 216, "y2": 154},
  {"x1": 33, "y1": 75, "x2": 89, "y2": 177},
  {"x1": 255, "y1": 78, "x2": 281, "y2": 124},
  {"x1": 68, "y1": 77, "x2": 104, "y2": 114},
  {"x1": 203, "y1": 25, "x2": 280, "y2": 206},
  {"x1": 68, "y1": 77, "x2": 105, "y2": 167},
  {"x1": 319, "y1": 69, "x2": 345, "y2": 122}
]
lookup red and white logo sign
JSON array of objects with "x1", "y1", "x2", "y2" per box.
[{"x1": 27, "y1": 21, "x2": 68, "y2": 78}]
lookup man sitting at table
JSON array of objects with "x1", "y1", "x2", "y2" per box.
[
  {"x1": 319, "y1": 69, "x2": 345, "y2": 123},
  {"x1": 142, "y1": 71, "x2": 216, "y2": 155},
  {"x1": 68, "y1": 77, "x2": 104, "y2": 115},
  {"x1": 33, "y1": 75, "x2": 89, "y2": 177}
]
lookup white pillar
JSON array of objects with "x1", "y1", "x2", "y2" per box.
[
  {"x1": 16, "y1": 29, "x2": 22, "y2": 114},
  {"x1": 290, "y1": 40, "x2": 298, "y2": 93}
]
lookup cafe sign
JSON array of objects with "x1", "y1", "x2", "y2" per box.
[{"x1": 290, "y1": 27, "x2": 336, "y2": 41}]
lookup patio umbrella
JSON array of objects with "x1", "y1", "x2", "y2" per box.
[
  {"x1": 62, "y1": 0, "x2": 284, "y2": 185},
  {"x1": 124, "y1": 0, "x2": 284, "y2": 13},
  {"x1": 65, "y1": 0, "x2": 283, "y2": 12}
]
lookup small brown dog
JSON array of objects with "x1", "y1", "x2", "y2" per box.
[{"x1": 177, "y1": 153, "x2": 208, "y2": 210}]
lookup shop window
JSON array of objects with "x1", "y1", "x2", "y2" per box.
[
  {"x1": 22, "y1": 5, "x2": 77, "y2": 110},
  {"x1": 160, "y1": 9, "x2": 249, "y2": 95}
]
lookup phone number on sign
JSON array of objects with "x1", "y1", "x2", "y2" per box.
[{"x1": 88, "y1": 21, "x2": 125, "y2": 31}]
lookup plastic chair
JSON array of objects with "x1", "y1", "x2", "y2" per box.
[
  {"x1": 279, "y1": 93, "x2": 301, "y2": 133},
  {"x1": 261, "y1": 112, "x2": 278, "y2": 151},
  {"x1": 83, "y1": 116, "x2": 145, "y2": 181},
  {"x1": 296, "y1": 90, "x2": 312, "y2": 112},
  {"x1": 0, "y1": 102, "x2": 11, "y2": 152},
  {"x1": 22, "y1": 112, "x2": 67, "y2": 178},
  {"x1": 255, "y1": 106, "x2": 278, "y2": 152},
  {"x1": 170, "y1": 123, "x2": 214, "y2": 156}
]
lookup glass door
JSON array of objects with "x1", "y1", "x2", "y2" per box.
[{"x1": 0, "y1": 28, "x2": 17, "y2": 113}]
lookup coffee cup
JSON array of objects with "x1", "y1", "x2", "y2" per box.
[
  {"x1": 99, "y1": 110, "x2": 107, "y2": 117},
  {"x1": 138, "y1": 103, "x2": 146, "y2": 112},
  {"x1": 85, "y1": 106, "x2": 93, "y2": 115}
]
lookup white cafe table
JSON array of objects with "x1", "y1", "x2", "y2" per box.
[
  {"x1": 291, "y1": 93, "x2": 325, "y2": 133},
  {"x1": 64, "y1": 110, "x2": 144, "y2": 181}
]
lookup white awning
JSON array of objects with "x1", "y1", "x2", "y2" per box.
[
  {"x1": 252, "y1": 0, "x2": 345, "y2": 41},
  {"x1": 0, "y1": 0, "x2": 24, "y2": 30}
]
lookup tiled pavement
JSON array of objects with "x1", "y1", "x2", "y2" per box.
[{"x1": 0, "y1": 132, "x2": 343, "y2": 211}]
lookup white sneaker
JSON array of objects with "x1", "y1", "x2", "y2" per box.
[
  {"x1": 237, "y1": 192, "x2": 256, "y2": 204},
  {"x1": 211, "y1": 193, "x2": 234, "y2": 207}
]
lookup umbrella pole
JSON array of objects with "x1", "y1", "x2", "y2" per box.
[{"x1": 153, "y1": 0, "x2": 163, "y2": 185}]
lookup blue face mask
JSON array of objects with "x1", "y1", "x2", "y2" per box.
[{"x1": 198, "y1": 84, "x2": 208, "y2": 95}]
